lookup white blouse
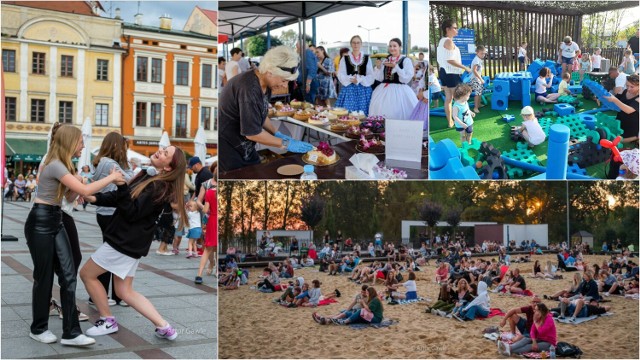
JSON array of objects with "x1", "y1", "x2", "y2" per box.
[{"x1": 337, "y1": 52, "x2": 375, "y2": 87}]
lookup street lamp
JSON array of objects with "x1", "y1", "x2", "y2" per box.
[{"x1": 357, "y1": 25, "x2": 380, "y2": 55}]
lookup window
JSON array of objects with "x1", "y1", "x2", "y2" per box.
[
  {"x1": 58, "y1": 101, "x2": 73, "y2": 124},
  {"x1": 213, "y1": 106, "x2": 218, "y2": 131},
  {"x1": 150, "y1": 103, "x2": 162, "y2": 127},
  {"x1": 2, "y1": 50, "x2": 16, "y2": 72},
  {"x1": 202, "y1": 64, "x2": 212, "y2": 88},
  {"x1": 95, "y1": 103, "x2": 109, "y2": 126},
  {"x1": 4, "y1": 97, "x2": 16, "y2": 121},
  {"x1": 135, "y1": 102, "x2": 147, "y2": 126},
  {"x1": 201, "y1": 106, "x2": 211, "y2": 130},
  {"x1": 97, "y1": 59, "x2": 109, "y2": 81},
  {"x1": 30, "y1": 99, "x2": 46, "y2": 122},
  {"x1": 59, "y1": 101, "x2": 73, "y2": 123},
  {"x1": 136, "y1": 57, "x2": 148, "y2": 82},
  {"x1": 151, "y1": 58, "x2": 162, "y2": 83},
  {"x1": 60, "y1": 55, "x2": 73, "y2": 77},
  {"x1": 176, "y1": 61, "x2": 189, "y2": 86},
  {"x1": 32, "y1": 52, "x2": 46, "y2": 75},
  {"x1": 175, "y1": 104, "x2": 187, "y2": 137}
]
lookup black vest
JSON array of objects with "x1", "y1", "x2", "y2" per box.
[
  {"x1": 344, "y1": 54, "x2": 369, "y2": 76},
  {"x1": 382, "y1": 56, "x2": 406, "y2": 84}
]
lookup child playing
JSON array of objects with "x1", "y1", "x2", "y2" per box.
[
  {"x1": 591, "y1": 48, "x2": 603, "y2": 72},
  {"x1": 470, "y1": 45, "x2": 487, "y2": 113},
  {"x1": 452, "y1": 84, "x2": 475, "y2": 144},
  {"x1": 428, "y1": 66, "x2": 442, "y2": 108},
  {"x1": 389, "y1": 271, "x2": 418, "y2": 303},
  {"x1": 558, "y1": 72, "x2": 573, "y2": 96},
  {"x1": 535, "y1": 67, "x2": 561, "y2": 103},
  {"x1": 185, "y1": 200, "x2": 202, "y2": 258},
  {"x1": 579, "y1": 52, "x2": 592, "y2": 82},
  {"x1": 518, "y1": 42, "x2": 529, "y2": 71},
  {"x1": 620, "y1": 49, "x2": 637, "y2": 75},
  {"x1": 517, "y1": 107, "x2": 546, "y2": 148}
]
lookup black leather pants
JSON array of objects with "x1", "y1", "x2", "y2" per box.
[{"x1": 24, "y1": 203, "x2": 82, "y2": 339}]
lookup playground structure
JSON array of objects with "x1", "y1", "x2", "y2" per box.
[{"x1": 428, "y1": 62, "x2": 627, "y2": 179}]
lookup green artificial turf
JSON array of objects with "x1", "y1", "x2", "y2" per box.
[{"x1": 428, "y1": 93, "x2": 618, "y2": 179}]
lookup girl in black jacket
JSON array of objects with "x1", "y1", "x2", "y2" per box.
[{"x1": 79, "y1": 145, "x2": 188, "y2": 340}]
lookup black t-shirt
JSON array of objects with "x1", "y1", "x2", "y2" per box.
[
  {"x1": 628, "y1": 35, "x2": 639, "y2": 54},
  {"x1": 194, "y1": 168, "x2": 213, "y2": 199},
  {"x1": 615, "y1": 90, "x2": 639, "y2": 139},
  {"x1": 586, "y1": 304, "x2": 608, "y2": 317},
  {"x1": 513, "y1": 275, "x2": 526, "y2": 290},
  {"x1": 219, "y1": 70, "x2": 272, "y2": 172}
]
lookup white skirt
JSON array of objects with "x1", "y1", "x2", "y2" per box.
[
  {"x1": 91, "y1": 242, "x2": 140, "y2": 280},
  {"x1": 369, "y1": 83, "x2": 419, "y2": 120}
]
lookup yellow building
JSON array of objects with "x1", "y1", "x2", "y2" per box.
[
  {"x1": 1, "y1": 1, "x2": 123, "y2": 169},
  {"x1": 121, "y1": 13, "x2": 218, "y2": 158}
]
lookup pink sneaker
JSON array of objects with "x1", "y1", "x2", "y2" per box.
[
  {"x1": 155, "y1": 324, "x2": 177, "y2": 340},
  {"x1": 186, "y1": 252, "x2": 193, "y2": 259},
  {"x1": 172, "y1": 248, "x2": 179, "y2": 255}
]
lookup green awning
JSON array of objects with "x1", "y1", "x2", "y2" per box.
[{"x1": 5, "y1": 138, "x2": 48, "y2": 163}]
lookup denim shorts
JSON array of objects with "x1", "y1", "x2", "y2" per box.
[
  {"x1": 562, "y1": 56, "x2": 575, "y2": 65},
  {"x1": 187, "y1": 227, "x2": 202, "y2": 239}
]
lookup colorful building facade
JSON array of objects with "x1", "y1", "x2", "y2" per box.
[
  {"x1": 1, "y1": 1, "x2": 124, "y2": 167},
  {"x1": 121, "y1": 14, "x2": 218, "y2": 158}
]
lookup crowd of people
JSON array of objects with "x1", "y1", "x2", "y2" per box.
[
  {"x1": 19, "y1": 123, "x2": 217, "y2": 347},
  {"x1": 221, "y1": 227, "x2": 638, "y2": 357}
]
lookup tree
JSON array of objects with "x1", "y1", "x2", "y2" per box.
[
  {"x1": 445, "y1": 206, "x2": 463, "y2": 244},
  {"x1": 419, "y1": 200, "x2": 443, "y2": 244},
  {"x1": 279, "y1": 29, "x2": 313, "y2": 48},
  {"x1": 300, "y1": 196, "x2": 325, "y2": 244},
  {"x1": 246, "y1": 34, "x2": 283, "y2": 57}
]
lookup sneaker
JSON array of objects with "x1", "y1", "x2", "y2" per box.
[
  {"x1": 186, "y1": 252, "x2": 194, "y2": 259},
  {"x1": 155, "y1": 324, "x2": 178, "y2": 341},
  {"x1": 88, "y1": 299, "x2": 117, "y2": 306},
  {"x1": 30, "y1": 330, "x2": 57, "y2": 344},
  {"x1": 497, "y1": 340, "x2": 510, "y2": 356},
  {"x1": 86, "y1": 318, "x2": 119, "y2": 336},
  {"x1": 603, "y1": 292, "x2": 610, "y2": 297},
  {"x1": 430, "y1": 308, "x2": 438, "y2": 315},
  {"x1": 195, "y1": 276, "x2": 203, "y2": 284},
  {"x1": 60, "y1": 334, "x2": 95, "y2": 346},
  {"x1": 334, "y1": 289, "x2": 341, "y2": 298},
  {"x1": 118, "y1": 301, "x2": 130, "y2": 307},
  {"x1": 330, "y1": 318, "x2": 341, "y2": 325},
  {"x1": 312, "y1": 313, "x2": 322, "y2": 324},
  {"x1": 568, "y1": 316, "x2": 576, "y2": 323},
  {"x1": 557, "y1": 315, "x2": 565, "y2": 320},
  {"x1": 172, "y1": 248, "x2": 179, "y2": 255},
  {"x1": 452, "y1": 313, "x2": 464, "y2": 322},
  {"x1": 77, "y1": 311, "x2": 89, "y2": 322},
  {"x1": 437, "y1": 310, "x2": 448, "y2": 318},
  {"x1": 49, "y1": 299, "x2": 61, "y2": 317}
]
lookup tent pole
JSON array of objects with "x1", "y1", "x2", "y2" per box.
[
  {"x1": 299, "y1": 19, "x2": 307, "y2": 101},
  {"x1": 402, "y1": 1, "x2": 409, "y2": 55},
  {"x1": 312, "y1": 17, "x2": 317, "y2": 45},
  {"x1": 267, "y1": 23, "x2": 271, "y2": 49}
]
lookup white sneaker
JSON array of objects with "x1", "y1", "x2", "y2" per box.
[
  {"x1": 86, "y1": 318, "x2": 119, "y2": 336},
  {"x1": 30, "y1": 330, "x2": 57, "y2": 344},
  {"x1": 118, "y1": 301, "x2": 130, "y2": 307},
  {"x1": 497, "y1": 340, "x2": 510, "y2": 356},
  {"x1": 60, "y1": 334, "x2": 96, "y2": 346},
  {"x1": 603, "y1": 292, "x2": 610, "y2": 297},
  {"x1": 88, "y1": 299, "x2": 117, "y2": 306}
]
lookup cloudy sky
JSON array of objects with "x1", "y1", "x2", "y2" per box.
[
  {"x1": 226, "y1": 1, "x2": 428, "y2": 48},
  {"x1": 101, "y1": 1, "x2": 218, "y2": 29}
]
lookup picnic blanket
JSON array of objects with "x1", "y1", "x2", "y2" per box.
[
  {"x1": 388, "y1": 297, "x2": 429, "y2": 305},
  {"x1": 521, "y1": 351, "x2": 544, "y2": 359},
  {"x1": 477, "y1": 308, "x2": 506, "y2": 320},
  {"x1": 625, "y1": 293, "x2": 640, "y2": 300},
  {"x1": 556, "y1": 312, "x2": 613, "y2": 325},
  {"x1": 349, "y1": 318, "x2": 398, "y2": 330}
]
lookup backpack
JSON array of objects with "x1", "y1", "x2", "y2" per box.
[{"x1": 555, "y1": 342, "x2": 583, "y2": 358}]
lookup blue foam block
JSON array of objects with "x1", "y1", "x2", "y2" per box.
[
  {"x1": 502, "y1": 114, "x2": 516, "y2": 123},
  {"x1": 554, "y1": 103, "x2": 575, "y2": 116},
  {"x1": 493, "y1": 80, "x2": 510, "y2": 96},
  {"x1": 581, "y1": 80, "x2": 621, "y2": 112},
  {"x1": 527, "y1": 59, "x2": 545, "y2": 77},
  {"x1": 568, "y1": 85, "x2": 582, "y2": 94},
  {"x1": 492, "y1": 94, "x2": 508, "y2": 111},
  {"x1": 579, "y1": 114, "x2": 597, "y2": 130}
]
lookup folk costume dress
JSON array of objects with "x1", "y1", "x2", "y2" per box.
[
  {"x1": 369, "y1": 55, "x2": 418, "y2": 120},
  {"x1": 336, "y1": 52, "x2": 375, "y2": 114},
  {"x1": 317, "y1": 57, "x2": 337, "y2": 101}
]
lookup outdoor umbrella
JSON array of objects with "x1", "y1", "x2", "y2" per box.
[
  {"x1": 194, "y1": 127, "x2": 207, "y2": 161},
  {"x1": 77, "y1": 117, "x2": 93, "y2": 173},
  {"x1": 159, "y1": 131, "x2": 171, "y2": 149}
]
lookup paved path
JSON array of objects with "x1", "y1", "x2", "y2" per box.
[{"x1": 1, "y1": 201, "x2": 217, "y2": 359}]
